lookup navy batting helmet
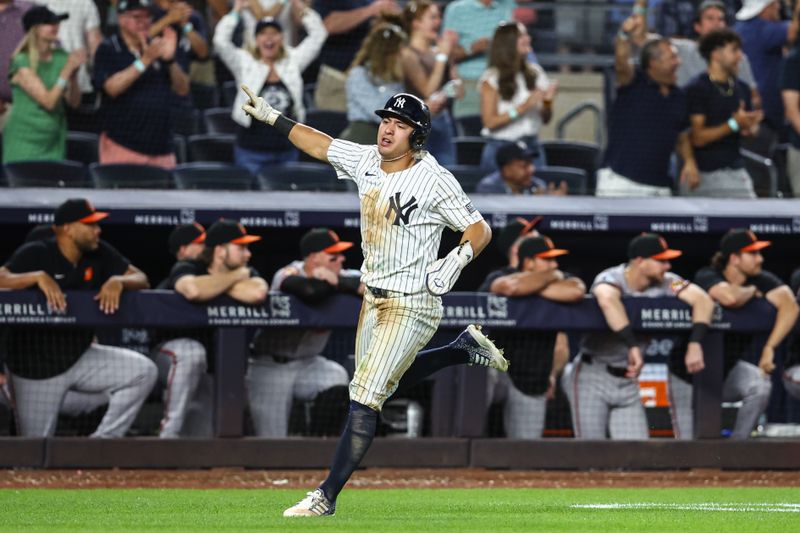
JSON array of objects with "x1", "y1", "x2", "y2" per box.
[{"x1": 375, "y1": 93, "x2": 431, "y2": 150}]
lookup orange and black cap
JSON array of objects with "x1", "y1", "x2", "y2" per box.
[
  {"x1": 517, "y1": 234, "x2": 568, "y2": 266},
  {"x1": 628, "y1": 232, "x2": 682, "y2": 260},
  {"x1": 720, "y1": 229, "x2": 771, "y2": 255},
  {"x1": 168, "y1": 223, "x2": 206, "y2": 254},
  {"x1": 205, "y1": 219, "x2": 261, "y2": 247},
  {"x1": 300, "y1": 228, "x2": 353, "y2": 257},
  {"x1": 53, "y1": 198, "x2": 108, "y2": 225}
]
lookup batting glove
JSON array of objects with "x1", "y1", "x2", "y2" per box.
[
  {"x1": 425, "y1": 241, "x2": 474, "y2": 296},
  {"x1": 241, "y1": 84, "x2": 281, "y2": 125}
]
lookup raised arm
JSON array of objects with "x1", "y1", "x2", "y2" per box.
[{"x1": 241, "y1": 84, "x2": 332, "y2": 161}]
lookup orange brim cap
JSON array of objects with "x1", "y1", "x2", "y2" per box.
[
  {"x1": 651, "y1": 249, "x2": 682, "y2": 260},
  {"x1": 78, "y1": 211, "x2": 109, "y2": 223},
  {"x1": 231, "y1": 235, "x2": 262, "y2": 244},
  {"x1": 324, "y1": 241, "x2": 354, "y2": 254},
  {"x1": 740, "y1": 240, "x2": 771, "y2": 253},
  {"x1": 536, "y1": 248, "x2": 569, "y2": 259}
]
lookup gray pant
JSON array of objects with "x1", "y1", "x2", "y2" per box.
[
  {"x1": 487, "y1": 369, "x2": 547, "y2": 439},
  {"x1": 668, "y1": 360, "x2": 772, "y2": 440},
  {"x1": 682, "y1": 167, "x2": 756, "y2": 198},
  {"x1": 562, "y1": 358, "x2": 649, "y2": 440},
  {"x1": 246, "y1": 355, "x2": 349, "y2": 437},
  {"x1": 783, "y1": 364, "x2": 800, "y2": 400},
  {"x1": 155, "y1": 338, "x2": 208, "y2": 438},
  {"x1": 10, "y1": 343, "x2": 157, "y2": 437}
]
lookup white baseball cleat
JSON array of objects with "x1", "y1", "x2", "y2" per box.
[
  {"x1": 454, "y1": 324, "x2": 509, "y2": 372},
  {"x1": 283, "y1": 488, "x2": 336, "y2": 517}
]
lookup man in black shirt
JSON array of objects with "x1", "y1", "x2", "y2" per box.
[
  {"x1": 159, "y1": 219, "x2": 267, "y2": 437},
  {"x1": 247, "y1": 228, "x2": 361, "y2": 437},
  {"x1": 677, "y1": 229, "x2": 798, "y2": 439},
  {"x1": 150, "y1": 222, "x2": 208, "y2": 437},
  {"x1": 0, "y1": 198, "x2": 156, "y2": 437},
  {"x1": 479, "y1": 234, "x2": 585, "y2": 438},
  {"x1": 685, "y1": 29, "x2": 763, "y2": 197}
]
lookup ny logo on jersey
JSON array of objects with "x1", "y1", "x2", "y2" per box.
[
  {"x1": 394, "y1": 97, "x2": 406, "y2": 108},
  {"x1": 385, "y1": 192, "x2": 419, "y2": 226}
]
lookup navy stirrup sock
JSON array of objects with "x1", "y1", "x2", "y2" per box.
[
  {"x1": 395, "y1": 343, "x2": 469, "y2": 395},
  {"x1": 319, "y1": 400, "x2": 378, "y2": 502}
]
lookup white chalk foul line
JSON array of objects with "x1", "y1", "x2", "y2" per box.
[{"x1": 571, "y1": 503, "x2": 800, "y2": 513}]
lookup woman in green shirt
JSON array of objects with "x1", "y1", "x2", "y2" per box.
[{"x1": 3, "y1": 6, "x2": 84, "y2": 164}]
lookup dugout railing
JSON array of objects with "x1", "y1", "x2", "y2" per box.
[{"x1": 2, "y1": 290, "x2": 797, "y2": 470}]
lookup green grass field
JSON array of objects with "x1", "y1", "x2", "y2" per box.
[{"x1": 3, "y1": 487, "x2": 800, "y2": 531}]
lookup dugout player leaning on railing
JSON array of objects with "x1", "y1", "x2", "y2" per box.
[
  {"x1": 155, "y1": 219, "x2": 267, "y2": 438},
  {"x1": 481, "y1": 234, "x2": 585, "y2": 439},
  {"x1": 564, "y1": 233, "x2": 714, "y2": 440},
  {"x1": 678, "y1": 229, "x2": 800, "y2": 440},
  {"x1": 0, "y1": 198, "x2": 157, "y2": 438},
  {"x1": 247, "y1": 228, "x2": 362, "y2": 438}
]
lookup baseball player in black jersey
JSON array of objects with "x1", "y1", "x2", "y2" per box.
[
  {"x1": 240, "y1": 86, "x2": 507, "y2": 516},
  {"x1": 150, "y1": 223, "x2": 211, "y2": 437},
  {"x1": 0, "y1": 199, "x2": 157, "y2": 437},
  {"x1": 480, "y1": 234, "x2": 585, "y2": 438},
  {"x1": 158, "y1": 219, "x2": 268, "y2": 437},
  {"x1": 676, "y1": 229, "x2": 798, "y2": 439}
]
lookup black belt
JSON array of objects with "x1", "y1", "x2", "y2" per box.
[
  {"x1": 367, "y1": 286, "x2": 410, "y2": 299},
  {"x1": 582, "y1": 354, "x2": 628, "y2": 378}
]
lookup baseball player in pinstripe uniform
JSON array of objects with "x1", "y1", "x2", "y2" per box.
[
  {"x1": 564, "y1": 233, "x2": 714, "y2": 440},
  {"x1": 241, "y1": 86, "x2": 507, "y2": 516}
]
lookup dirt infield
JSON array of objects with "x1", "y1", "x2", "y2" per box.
[{"x1": 1, "y1": 469, "x2": 799, "y2": 489}]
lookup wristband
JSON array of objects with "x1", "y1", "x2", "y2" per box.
[
  {"x1": 689, "y1": 323, "x2": 709, "y2": 344},
  {"x1": 617, "y1": 30, "x2": 630, "y2": 41},
  {"x1": 55, "y1": 77, "x2": 67, "y2": 89},
  {"x1": 507, "y1": 107, "x2": 519, "y2": 120},
  {"x1": 133, "y1": 59, "x2": 146, "y2": 73},
  {"x1": 230, "y1": 10, "x2": 241, "y2": 21},
  {"x1": 435, "y1": 52, "x2": 448, "y2": 63},
  {"x1": 727, "y1": 117, "x2": 740, "y2": 132},
  {"x1": 274, "y1": 113, "x2": 297, "y2": 136},
  {"x1": 615, "y1": 325, "x2": 637, "y2": 348},
  {"x1": 182, "y1": 22, "x2": 194, "y2": 34},
  {"x1": 633, "y1": 5, "x2": 647, "y2": 15}
]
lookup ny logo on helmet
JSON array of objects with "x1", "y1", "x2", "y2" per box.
[{"x1": 394, "y1": 97, "x2": 406, "y2": 109}]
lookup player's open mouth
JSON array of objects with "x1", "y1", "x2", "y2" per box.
[{"x1": 380, "y1": 137, "x2": 392, "y2": 146}]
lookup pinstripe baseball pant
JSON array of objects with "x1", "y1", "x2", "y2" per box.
[
  {"x1": 10, "y1": 343, "x2": 157, "y2": 437},
  {"x1": 349, "y1": 290, "x2": 443, "y2": 411}
]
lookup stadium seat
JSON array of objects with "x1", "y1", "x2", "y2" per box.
[
  {"x1": 454, "y1": 136, "x2": 488, "y2": 166},
  {"x1": 454, "y1": 114, "x2": 483, "y2": 136},
  {"x1": 173, "y1": 134, "x2": 187, "y2": 164},
  {"x1": 190, "y1": 82, "x2": 220, "y2": 110},
  {"x1": 187, "y1": 134, "x2": 236, "y2": 163},
  {"x1": 305, "y1": 110, "x2": 348, "y2": 137},
  {"x1": 741, "y1": 149, "x2": 778, "y2": 198},
  {"x1": 4, "y1": 160, "x2": 90, "y2": 188},
  {"x1": 535, "y1": 166, "x2": 588, "y2": 195},
  {"x1": 203, "y1": 107, "x2": 238, "y2": 135},
  {"x1": 447, "y1": 164, "x2": 485, "y2": 193},
  {"x1": 173, "y1": 163, "x2": 255, "y2": 190},
  {"x1": 258, "y1": 161, "x2": 347, "y2": 191},
  {"x1": 220, "y1": 80, "x2": 238, "y2": 107},
  {"x1": 66, "y1": 131, "x2": 99, "y2": 166},
  {"x1": 540, "y1": 140, "x2": 601, "y2": 192},
  {"x1": 171, "y1": 106, "x2": 203, "y2": 136},
  {"x1": 89, "y1": 163, "x2": 173, "y2": 189}
]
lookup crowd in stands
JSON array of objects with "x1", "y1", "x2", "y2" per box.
[{"x1": 0, "y1": 1, "x2": 797, "y2": 196}]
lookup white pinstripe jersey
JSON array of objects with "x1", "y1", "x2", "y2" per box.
[{"x1": 327, "y1": 139, "x2": 483, "y2": 294}]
